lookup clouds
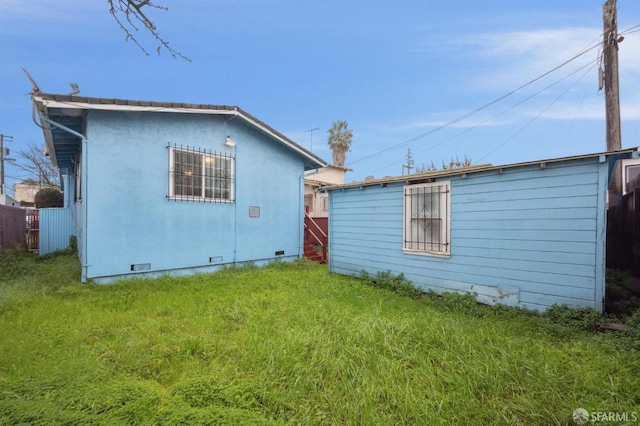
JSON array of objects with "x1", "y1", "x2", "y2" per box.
[
  {"x1": 455, "y1": 27, "x2": 602, "y2": 93},
  {"x1": 453, "y1": 25, "x2": 640, "y2": 111},
  {"x1": 345, "y1": 20, "x2": 640, "y2": 178},
  {"x1": 405, "y1": 24, "x2": 640, "y2": 130}
]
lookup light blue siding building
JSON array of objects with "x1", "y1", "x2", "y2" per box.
[
  {"x1": 326, "y1": 149, "x2": 638, "y2": 312},
  {"x1": 33, "y1": 93, "x2": 326, "y2": 282}
]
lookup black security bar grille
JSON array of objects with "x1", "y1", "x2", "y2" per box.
[
  {"x1": 168, "y1": 143, "x2": 235, "y2": 203},
  {"x1": 404, "y1": 184, "x2": 449, "y2": 252}
]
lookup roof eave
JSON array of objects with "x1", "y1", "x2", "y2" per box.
[
  {"x1": 326, "y1": 147, "x2": 640, "y2": 191},
  {"x1": 33, "y1": 99, "x2": 60, "y2": 169},
  {"x1": 32, "y1": 93, "x2": 327, "y2": 170}
]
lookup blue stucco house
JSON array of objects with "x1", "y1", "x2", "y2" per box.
[
  {"x1": 33, "y1": 92, "x2": 326, "y2": 282},
  {"x1": 325, "y1": 148, "x2": 638, "y2": 312}
]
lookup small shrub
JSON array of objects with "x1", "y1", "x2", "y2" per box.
[
  {"x1": 68, "y1": 235, "x2": 77, "y2": 253},
  {"x1": 543, "y1": 304, "x2": 605, "y2": 332},
  {"x1": 628, "y1": 311, "x2": 640, "y2": 329},
  {"x1": 427, "y1": 291, "x2": 487, "y2": 315},
  {"x1": 357, "y1": 270, "x2": 424, "y2": 299},
  {"x1": 606, "y1": 269, "x2": 640, "y2": 316},
  {"x1": 34, "y1": 187, "x2": 63, "y2": 208}
]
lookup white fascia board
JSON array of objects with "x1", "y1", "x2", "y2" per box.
[
  {"x1": 35, "y1": 97, "x2": 326, "y2": 168},
  {"x1": 38, "y1": 105, "x2": 60, "y2": 169},
  {"x1": 238, "y1": 114, "x2": 325, "y2": 167},
  {"x1": 36, "y1": 98, "x2": 238, "y2": 116}
]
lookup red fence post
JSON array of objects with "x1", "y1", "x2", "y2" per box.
[{"x1": 25, "y1": 209, "x2": 39, "y2": 252}]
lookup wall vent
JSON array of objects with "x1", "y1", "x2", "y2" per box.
[
  {"x1": 131, "y1": 263, "x2": 151, "y2": 271},
  {"x1": 275, "y1": 250, "x2": 285, "y2": 256},
  {"x1": 209, "y1": 256, "x2": 223, "y2": 263},
  {"x1": 249, "y1": 206, "x2": 261, "y2": 218}
]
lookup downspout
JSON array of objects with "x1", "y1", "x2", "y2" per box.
[
  {"x1": 225, "y1": 112, "x2": 238, "y2": 264},
  {"x1": 233, "y1": 142, "x2": 237, "y2": 265},
  {"x1": 39, "y1": 114, "x2": 89, "y2": 282},
  {"x1": 326, "y1": 186, "x2": 332, "y2": 271}
]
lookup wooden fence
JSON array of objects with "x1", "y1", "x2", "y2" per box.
[
  {"x1": 0, "y1": 205, "x2": 27, "y2": 249},
  {"x1": 607, "y1": 189, "x2": 640, "y2": 276}
]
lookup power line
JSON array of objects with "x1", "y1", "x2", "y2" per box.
[
  {"x1": 352, "y1": 55, "x2": 600, "y2": 179},
  {"x1": 477, "y1": 62, "x2": 596, "y2": 162},
  {"x1": 619, "y1": 23, "x2": 640, "y2": 35},
  {"x1": 421, "y1": 59, "x2": 599, "y2": 156},
  {"x1": 346, "y1": 40, "x2": 602, "y2": 167}
]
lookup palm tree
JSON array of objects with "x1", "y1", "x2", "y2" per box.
[{"x1": 326, "y1": 120, "x2": 353, "y2": 167}]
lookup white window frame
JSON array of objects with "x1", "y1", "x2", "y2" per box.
[
  {"x1": 169, "y1": 147, "x2": 235, "y2": 202},
  {"x1": 621, "y1": 158, "x2": 640, "y2": 195},
  {"x1": 403, "y1": 181, "x2": 451, "y2": 257}
]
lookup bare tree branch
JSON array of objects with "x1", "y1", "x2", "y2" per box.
[
  {"x1": 13, "y1": 143, "x2": 60, "y2": 188},
  {"x1": 107, "y1": 0, "x2": 191, "y2": 62}
]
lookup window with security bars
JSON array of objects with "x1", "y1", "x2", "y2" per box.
[
  {"x1": 403, "y1": 182, "x2": 450, "y2": 255},
  {"x1": 169, "y1": 145, "x2": 235, "y2": 202}
]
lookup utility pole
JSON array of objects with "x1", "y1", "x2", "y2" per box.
[
  {"x1": 603, "y1": 0, "x2": 623, "y2": 202},
  {"x1": 0, "y1": 134, "x2": 14, "y2": 195},
  {"x1": 402, "y1": 148, "x2": 414, "y2": 175},
  {"x1": 305, "y1": 127, "x2": 319, "y2": 153}
]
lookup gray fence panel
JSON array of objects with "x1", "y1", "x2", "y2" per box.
[{"x1": 39, "y1": 208, "x2": 75, "y2": 255}]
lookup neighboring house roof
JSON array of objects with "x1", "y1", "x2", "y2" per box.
[
  {"x1": 323, "y1": 164, "x2": 353, "y2": 172},
  {"x1": 304, "y1": 179, "x2": 328, "y2": 189},
  {"x1": 14, "y1": 183, "x2": 45, "y2": 204},
  {"x1": 304, "y1": 164, "x2": 353, "y2": 188},
  {"x1": 325, "y1": 148, "x2": 640, "y2": 191},
  {"x1": 32, "y1": 92, "x2": 327, "y2": 171},
  {"x1": 0, "y1": 194, "x2": 20, "y2": 207}
]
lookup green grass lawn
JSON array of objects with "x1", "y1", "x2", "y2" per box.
[{"x1": 0, "y1": 250, "x2": 638, "y2": 425}]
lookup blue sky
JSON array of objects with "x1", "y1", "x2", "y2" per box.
[{"x1": 1, "y1": 0, "x2": 639, "y2": 190}]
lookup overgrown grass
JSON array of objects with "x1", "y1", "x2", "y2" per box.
[{"x1": 1, "y1": 250, "x2": 639, "y2": 425}]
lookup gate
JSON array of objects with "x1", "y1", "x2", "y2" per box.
[{"x1": 26, "y1": 209, "x2": 39, "y2": 252}]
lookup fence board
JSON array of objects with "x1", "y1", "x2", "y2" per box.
[
  {"x1": 0, "y1": 205, "x2": 26, "y2": 249},
  {"x1": 607, "y1": 189, "x2": 640, "y2": 275}
]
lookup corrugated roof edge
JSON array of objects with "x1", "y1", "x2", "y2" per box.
[
  {"x1": 34, "y1": 92, "x2": 327, "y2": 168},
  {"x1": 327, "y1": 147, "x2": 639, "y2": 191}
]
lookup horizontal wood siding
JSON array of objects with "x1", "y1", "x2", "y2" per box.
[{"x1": 329, "y1": 159, "x2": 606, "y2": 311}]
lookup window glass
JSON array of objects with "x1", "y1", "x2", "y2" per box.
[
  {"x1": 404, "y1": 182, "x2": 450, "y2": 255},
  {"x1": 170, "y1": 147, "x2": 234, "y2": 202}
]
